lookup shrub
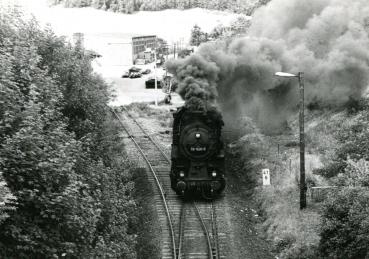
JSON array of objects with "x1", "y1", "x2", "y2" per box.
[
  {"x1": 319, "y1": 188, "x2": 369, "y2": 259},
  {"x1": 316, "y1": 111, "x2": 369, "y2": 178},
  {"x1": 336, "y1": 159, "x2": 369, "y2": 187}
]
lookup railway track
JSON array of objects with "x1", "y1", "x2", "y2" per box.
[
  {"x1": 177, "y1": 201, "x2": 220, "y2": 259},
  {"x1": 110, "y1": 106, "x2": 225, "y2": 259}
]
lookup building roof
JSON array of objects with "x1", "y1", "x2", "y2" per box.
[{"x1": 132, "y1": 35, "x2": 156, "y2": 40}]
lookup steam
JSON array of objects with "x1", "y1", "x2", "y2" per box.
[{"x1": 168, "y1": 0, "x2": 369, "y2": 130}]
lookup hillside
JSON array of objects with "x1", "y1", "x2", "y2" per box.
[
  {"x1": 48, "y1": 0, "x2": 270, "y2": 15},
  {"x1": 11, "y1": 0, "x2": 245, "y2": 43}
]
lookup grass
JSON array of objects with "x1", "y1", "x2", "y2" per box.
[
  {"x1": 125, "y1": 103, "x2": 173, "y2": 128},
  {"x1": 256, "y1": 153, "x2": 323, "y2": 258},
  {"x1": 132, "y1": 168, "x2": 161, "y2": 259},
  {"x1": 227, "y1": 109, "x2": 348, "y2": 258}
]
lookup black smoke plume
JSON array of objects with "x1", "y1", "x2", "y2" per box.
[
  {"x1": 166, "y1": 54, "x2": 219, "y2": 111},
  {"x1": 167, "y1": 0, "x2": 369, "y2": 130}
]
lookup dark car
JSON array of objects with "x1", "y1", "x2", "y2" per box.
[
  {"x1": 121, "y1": 71, "x2": 130, "y2": 78},
  {"x1": 145, "y1": 78, "x2": 162, "y2": 88}
]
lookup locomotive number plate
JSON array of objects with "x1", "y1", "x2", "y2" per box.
[{"x1": 190, "y1": 146, "x2": 207, "y2": 152}]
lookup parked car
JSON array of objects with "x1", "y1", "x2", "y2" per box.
[
  {"x1": 145, "y1": 78, "x2": 162, "y2": 88},
  {"x1": 142, "y1": 69, "x2": 151, "y2": 74},
  {"x1": 121, "y1": 71, "x2": 130, "y2": 78},
  {"x1": 129, "y1": 72, "x2": 142, "y2": 78},
  {"x1": 129, "y1": 66, "x2": 141, "y2": 73}
]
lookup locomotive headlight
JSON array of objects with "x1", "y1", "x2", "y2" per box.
[
  {"x1": 212, "y1": 171, "x2": 217, "y2": 177},
  {"x1": 195, "y1": 133, "x2": 201, "y2": 139},
  {"x1": 179, "y1": 171, "x2": 185, "y2": 178}
]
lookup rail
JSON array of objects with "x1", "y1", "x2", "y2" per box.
[{"x1": 109, "y1": 107, "x2": 177, "y2": 259}]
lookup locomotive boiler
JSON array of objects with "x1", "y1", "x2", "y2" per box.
[{"x1": 170, "y1": 107, "x2": 226, "y2": 198}]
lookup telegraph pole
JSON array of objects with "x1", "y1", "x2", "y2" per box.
[
  {"x1": 275, "y1": 71, "x2": 306, "y2": 210},
  {"x1": 154, "y1": 37, "x2": 158, "y2": 106},
  {"x1": 298, "y1": 72, "x2": 306, "y2": 209}
]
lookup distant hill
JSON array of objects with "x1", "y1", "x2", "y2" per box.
[{"x1": 48, "y1": 0, "x2": 271, "y2": 15}]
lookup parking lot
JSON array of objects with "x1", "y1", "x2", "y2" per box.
[{"x1": 99, "y1": 62, "x2": 183, "y2": 107}]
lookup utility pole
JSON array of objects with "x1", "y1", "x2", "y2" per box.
[
  {"x1": 166, "y1": 43, "x2": 169, "y2": 61},
  {"x1": 154, "y1": 37, "x2": 158, "y2": 106},
  {"x1": 275, "y1": 71, "x2": 306, "y2": 210},
  {"x1": 298, "y1": 72, "x2": 306, "y2": 209}
]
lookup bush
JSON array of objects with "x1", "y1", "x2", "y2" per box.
[
  {"x1": 336, "y1": 159, "x2": 369, "y2": 187},
  {"x1": 316, "y1": 111, "x2": 369, "y2": 178},
  {"x1": 319, "y1": 188, "x2": 369, "y2": 259}
]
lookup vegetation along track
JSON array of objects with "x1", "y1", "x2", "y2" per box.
[{"x1": 110, "y1": 106, "x2": 226, "y2": 259}]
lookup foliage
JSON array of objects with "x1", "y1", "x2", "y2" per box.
[
  {"x1": 318, "y1": 114, "x2": 369, "y2": 258},
  {"x1": 132, "y1": 168, "x2": 161, "y2": 259},
  {"x1": 0, "y1": 10, "x2": 137, "y2": 258},
  {"x1": 256, "y1": 153, "x2": 322, "y2": 259},
  {"x1": 316, "y1": 110, "x2": 369, "y2": 178},
  {"x1": 0, "y1": 173, "x2": 16, "y2": 225},
  {"x1": 189, "y1": 24, "x2": 208, "y2": 46},
  {"x1": 227, "y1": 117, "x2": 323, "y2": 259},
  {"x1": 48, "y1": 0, "x2": 271, "y2": 15},
  {"x1": 209, "y1": 16, "x2": 251, "y2": 40},
  {"x1": 319, "y1": 188, "x2": 369, "y2": 259},
  {"x1": 336, "y1": 159, "x2": 369, "y2": 187},
  {"x1": 155, "y1": 37, "x2": 169, "y2": 57},
  {"x1": 189, "y1": 17, "x2": 251, "y2": 47}
]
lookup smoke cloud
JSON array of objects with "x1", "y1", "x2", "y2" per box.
[
  {"x1": 166, "y1": 55, "x2": 219, "y2": 111},
  {"x1": 167, "y1": 0, "x2": 369, "y2": 130}
]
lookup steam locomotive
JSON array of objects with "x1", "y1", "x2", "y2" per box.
[{"x1": 170, "y1": 107, "x2": 226, "y2": 198}]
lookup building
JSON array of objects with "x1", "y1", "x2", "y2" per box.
[{"x1": 132, "y1": 35, "x2": 157, "y2": 62}]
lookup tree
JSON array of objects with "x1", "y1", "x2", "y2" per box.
[
  {"x1": 190, "y1": 24, "x2": 208, "y2": 46},
  {"x1": 0, "y1": 173, "x2": 16, "y2": 225},
  {"x1": 229, "y1": 16, "x2": 251, "y2": 35},
  {"x1": 0, "y1": 10, "x2": 137, "y2": 258}
]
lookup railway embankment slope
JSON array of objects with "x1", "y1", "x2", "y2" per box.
[{"x1": 226, "y1": 100, "x2": 369, "y2": 258}]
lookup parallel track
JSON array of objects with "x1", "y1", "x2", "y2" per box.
[{"x1": 110, "y1": 106, "x2": 222, "y2": 259}]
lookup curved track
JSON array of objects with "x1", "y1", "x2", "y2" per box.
[{"x1": 110, "y1": 106, "x2": 223, "y2": 259}]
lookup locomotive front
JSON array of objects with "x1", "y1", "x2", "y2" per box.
[{"x1": 170, "y1": 107, "x2": 225, "y2": 197}]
